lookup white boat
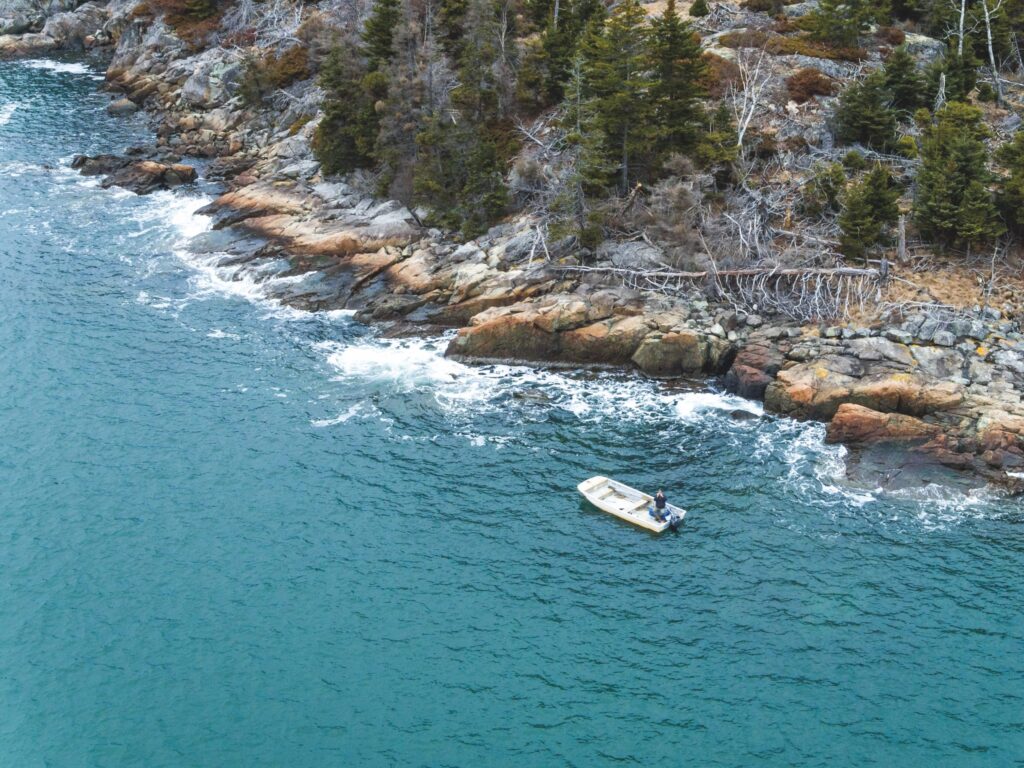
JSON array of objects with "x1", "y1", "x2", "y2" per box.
[{"x1": 577, "y1": 476, "x2": 687, "y2": 533}]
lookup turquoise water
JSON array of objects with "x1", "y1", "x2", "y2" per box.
[{"x1": 1, "y1": 58, "x2": 1023, "y2": 768}]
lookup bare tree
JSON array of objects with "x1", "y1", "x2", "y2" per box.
[
  {"x1": 981, "y1": 0, "x2": 1006, "y2": 103},
  {"x1": 223, "y1": 0, "x2": 306, "y2": 48},
  {"x1": 728, "y1": 47, "x2": 772, "y2": 153}
]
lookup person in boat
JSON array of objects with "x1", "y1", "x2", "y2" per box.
[{"x1": 652, "y1": 490, "x2": 668, "y2": 522}]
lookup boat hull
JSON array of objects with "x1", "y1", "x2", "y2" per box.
[{"x1": 577, "y1": 476, "x2": 687, "y2": 533}]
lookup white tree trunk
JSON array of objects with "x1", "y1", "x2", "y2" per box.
[{"x1": 982, "y1": 0, "x2": 1005, "y2": 104}]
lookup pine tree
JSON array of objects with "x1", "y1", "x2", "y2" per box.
[
  {"x1": 839, "y1": 164, "x2": 900, "y2": 263},
  {"x1": 312, "y1": 46, "x2": 381, "y2": 175},
  {"x1": 914, "y1": 102, "x2": 1001, "y2": 248},
  {"x1": 957, "y1": 180, "x2": 1005, "y2": 249},
  {"x1": 926, "y1": 46, "x2": 980, "y2": 105},
  {"x1": 363, "y1": 0, "x2": 402, "y2": 70},
  {"x1": 883, "y1": 45, "x2": 925, "y2": 115},
  {"x1": 863, "y1": 162, "x2": 901, "y2": 226},
  {"x1": 808, "y1": 0, "x2": 872, "y2": 47},
  {"x1": 581, "y1": 0, "x2": 655, "y2": 191},
  {"x1": 839, "y1": 181, "x2": 881, "y2": 263},
  {"x1": 997, "y1": 129, "x2": 1024, "y2": 231},
  {"x1": 689, "y1": 0, "x2": 709, "y2": 16},
  {"x1": 834, "y1": 72, "x2": 898, "y2": 150},
  {"x1": 649, "y1": 0, "x2": 707, "y2": 159}
]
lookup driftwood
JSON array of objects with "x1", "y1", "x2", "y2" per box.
[{"x1": 557, "y1": 265, "x2": 884, "y2": 322}]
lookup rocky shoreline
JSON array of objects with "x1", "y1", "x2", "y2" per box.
[{"x1": 3, "y1": 2, "x2": 1023, "y2": 493}]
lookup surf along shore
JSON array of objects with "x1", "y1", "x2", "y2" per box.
[{"x1": 4, "y1": 6, "x2": 1024, "y2": 493}]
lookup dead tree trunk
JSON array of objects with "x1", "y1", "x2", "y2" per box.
[{"x1": 982, "y1": 0, "x2": 1005, "y2": 104}]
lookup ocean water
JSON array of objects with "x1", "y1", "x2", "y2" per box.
[{"x1": 1, "y1": 57, "x2": 1023, "y2": 768}]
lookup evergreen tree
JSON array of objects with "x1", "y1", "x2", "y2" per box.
[
  {"x1": 839, "y1": 181, "x2": 881, "y2": 262},
  {"x1": 537, "y1": 0, "x2": 606, "y2": 103},
  {"x1": 312, "y1": 46, "x2": 382, "y2": 175},
  {"x1": 863, "y1": 162, "x2": 901, "y2": 226},
  {"x1": 914, "y1": 102, "x2": 1002, "y2": 248},
  {"x1": 649, "y1": 0, "x2": 707, "y2": 159},
  {"x1": 996, "y1": 129, "x2": 1024, "y2": 232},
  {"x1": 834, "y1": 72, "x2": 898, "y2": 150},
  {"x1": 581, "y1": 0, "x2": 655, "y2": 191},
  {"x1": 801, "y1": 161, "x2": 846, "y2": 216},
  {"x1": 689, "y1": 0, "x2": 709, "y2": 16},
  {"x1": 957, "y1": 180, "x2": 1005, "y2": 248},
  {"x1": 883, "y1": 45, "x2": 925, "y2": 115},
  {"x1": 363, "y1": 0, "x2": 402, "y2": 70},
  {"x1": 808, "y1": 0, "x2": 873, "y2": 47},
  {"x1": 413, "y1": 118, "x2": 509, "y2": 236},
  {"x1": 927, "y1": 46, "x2": 980, "y2": 105},
  {"x1": 840, "y1": 162, "x2": 900, "y2": 262}
]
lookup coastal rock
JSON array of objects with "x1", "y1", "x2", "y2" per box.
[
  {"x1": 39, "y1": 0, "x2": 106, "y2": 47},
  {"x1": 723, "y1": 339, "x2": 786, "y2": 400},
  {"x1": 106, "y1": 97, "x2": 138, "y2": 115},
  {"x1": 0, "y1": 0, "x2": 86, "y2": 35},
  {"x1": 71, "y1": 154, "x2": 197, "y2": 193},
  {"x1": 173, "y1": 47, "x2": 244, "y2": 109},
  {"x1": 826, "y1": 404, "x2": 941, "y2": 444},
  {"x1": 0, "y1": 29, "x2": 54, "y2": 55},
  {"x1": 765, "y1": 363, "x2": 963, "y2": 420},
  {"x1": 631, "y1": 331, "x2": 734, "y2": 378}
]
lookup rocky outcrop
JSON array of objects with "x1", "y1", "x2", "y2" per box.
[
  {"x1": 0, "y1": 0, "x2": 87, "y2": 35},
  {"x1": 747, "y1": 315, "x2": 1024, "y2": 489},
  {"x1": 0, "y1": 0, "x2": 106, "y2": 55},
  {"x1": 826, "y1": 404, "x2": 941, "y2": 444},
  {"x1": 71, "y1": 153, "x2": 197, "y2": 193}
]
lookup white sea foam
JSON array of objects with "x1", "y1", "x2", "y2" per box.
[
  {"x1": 318, "y1": 334, "x2": 770, "y2": 430},
  {"x1": 207, "y1": 329, "x2": 240, "y2": 340},
  {"x1": 0, "y1": 103, "x2": 16, "y2": 126},
  {"x1": 21, "y1": 59, "x2": 93, "y2": 74},
  {"x1": 674, "y1": 391, "x2": 764, "y2": 420},
  {"x1": 311, "y1": 403, "x2": 367, "y2": 427}
]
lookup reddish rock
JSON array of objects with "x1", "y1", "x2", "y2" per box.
[{"x1": 826, "y1": 404, "x2": 941, "y2": 444}]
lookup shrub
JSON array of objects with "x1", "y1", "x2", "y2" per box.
[
  {"x1": 801, "y1": 161, "x2": 846, "y2": 216},
  {"x1": 718, "y1": 30, "x2": 866, "y2": 61},
  {"x1": 842, "y1": 149, "x2": 867, "y2": 171},
  {"x1": 834, "y1": 71, "x2": 898, "y2": 150},
  {"x1": 786, "y1": 68, "x2": 835, "y2": 103},
  {"x1": 701, "y1": 52, "x2": 739, "y2": 99},
  {"x1": 742, "y1": 0, "x2": 782, "y2": 13},
  {"x1": 689, "y1": 0, "x2": 710, "y2": 17},
  {"x1": 876, "y1": 25, "x2": 905, "y2": 45},
  {"x1": 895, "y1": 134, "x2": 918, "y2": 159},
  {"x1": 977, "y1": 82, "x2": 997, "y2": 102},
  {"x1": 147, "y1": 0, "x2": 224, "y2": 45},
  {"x1": 239, "y1": 46, "x2": 311, "y2": 106}
]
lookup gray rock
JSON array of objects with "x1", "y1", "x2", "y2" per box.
[
  {"x1": 912, "y1": 345, "x2": 963, "y2": 378},
  {"x1": 884, "y1": 328, "x2": 914, "y2": 345},
  {"x1": 106, "y1": 97, "x2": 137, "y2": 116},
  {"x1": 918, "y1": 319, "x2": 939, "y2": 342},
  {"x1": 596, "y1": 240, "x2": 664, "y2": 270},
  {"x1": 992, "y1": 349, "x2": 1024, "y2": 374},
  {"x1": 969, "y1": 360, "x2": 994, "y2": 385},
  {"x1": 745, "y1": 314, "x2": 763, "y2": 328},
  {"x1": 933, "y1": 330, "x2": 956, "y2": 347},
  {"x1": 39, "y1": 0, "x2": 105, "y2": 45},
  {"x1": 278, "y1": 159, "x2": 320, "y2": 180},
  {"x1": 902, "y1": 32, "x2": 947, "y2": 63},
  {"x1": 174, "y1": 47, "x2": 244, "y2": 109},
  {"x1": 848, "y1": 336, "x2": 915, "y2": 366}
]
